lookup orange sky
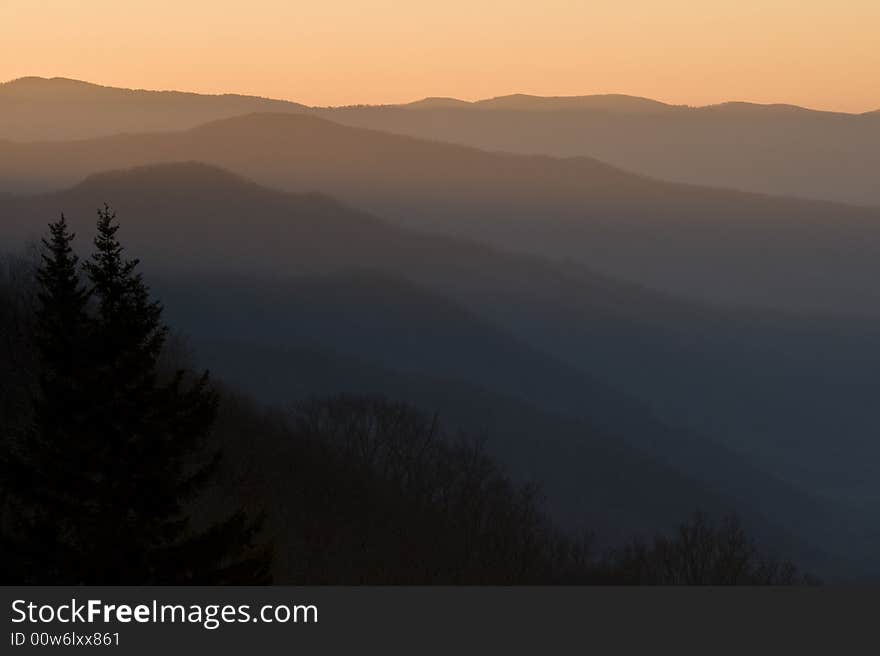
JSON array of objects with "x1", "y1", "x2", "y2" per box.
[{"x1": 2, "y1": 0, "x2": 878, "y2": 112}]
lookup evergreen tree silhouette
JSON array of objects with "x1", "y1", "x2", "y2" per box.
[
  {"x1": 1, "y1": 215, "x2": 93, "y2": 582},
  {"x1": 78, "y1": 205, "x2": 270, "y2": 583},
  {"x1": 3, "y1": 208, "x2": 270, "y2": 583}
]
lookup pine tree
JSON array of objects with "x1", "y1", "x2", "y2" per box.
[
  {"x1": 78, "y1": 205, "x2": 270, "y2": 583},
  {"x1": 2, "y1": 208, "x2": 270, "y2": 584},
  {"x1": 1, "y1": 215, "x2": 94, "y2": 583}
]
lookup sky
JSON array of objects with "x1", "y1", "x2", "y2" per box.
[{"x1": 2, "y1": 0, "x2": 878, "y2": 112}]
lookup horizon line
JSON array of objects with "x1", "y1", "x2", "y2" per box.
[{"x1": 3, "y1": 75, "x2": 877, "y2": 117}]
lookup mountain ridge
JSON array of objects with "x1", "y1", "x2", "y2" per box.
[
  {"x1": 4, "y1": 159, "x2": 878, "y2": 578},
  {"x1": 3, "y1": 111, "x2": 880, "y2": 316},
  {"x1": 4, "y1": 76, "x2": 874, "y2": 116},
  {"x1": 4, "y1": 76, "x2": 877, "y2": 208}
]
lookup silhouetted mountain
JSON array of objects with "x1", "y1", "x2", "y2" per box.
[
  {"x1": 2, "y1": 77, "x2": 877, "y2": 206},
  {"x1": 471, "y1": 93, "x2": 677, "y2": 113},
  {"x1": 400, "y1": 97, "x2": 474, "y2": 110},
  {"x1": 699, "y1": 101, "x2": 838, "y2": 117},
  {"x1": 321, "y1": 99, "x2": 880, "y2": 207},
  {"x1": 0, "y1": 77, "x2": 307, "y2": 141},
  {"x1": 3, "y1": 113, "x2": 880, "y2": 314},
  {"x1": 2, "y1": 162, "x2": 878, "y2": 578}
]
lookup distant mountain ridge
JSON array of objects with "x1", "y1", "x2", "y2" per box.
[
  {"x1": 403, "y1": 93, "x2": 681, "y2": 114},
  {"x1": 395, "y1": 93, "x2": 871, "y2": 117},
  {"x1": 4, "y1": 77, "x2": 873, "y2": 116},
  {"x1": 0, "y1": 76, "x2": 308, "y2": 141},
  {"x1": 2, "y1": 76, "x2": 878, "y2": 207},
  {"x1": 2, "y1": 111, "x2": 880, "y2": 316}
]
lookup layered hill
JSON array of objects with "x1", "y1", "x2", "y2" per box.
[
  {"x1": 0, "y1": 76, "x2": 307, "y2": 141},
  {"x1": 3, "y1": 162, "x2": 880, "y2": 577},
  {"x1": 2, "y1": 112, "x2": 880, "y2": 315},
  {"x1": 325, "y1": 98, "x2": 880, "y2": 207},
  {"x1": 2, "y1": 77, "x2": 878, "y2": 206}
]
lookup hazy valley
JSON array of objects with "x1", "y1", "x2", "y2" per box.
[{"x1": 3, "y1": 78, "x2": 880, "y2": 583}]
